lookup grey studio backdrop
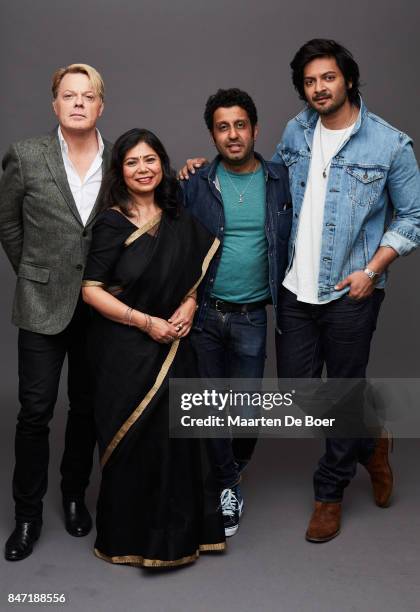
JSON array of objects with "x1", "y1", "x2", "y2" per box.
[{"x1": 0, "y1": 1, "x2": 419, "y2": 612}]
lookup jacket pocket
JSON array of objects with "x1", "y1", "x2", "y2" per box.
[
  {"x1": 346, "y1": 166, "x2": 385, "y2": 207},
  {"x1": 18, "y1": 262, "x2": 50, "y2": 284}
]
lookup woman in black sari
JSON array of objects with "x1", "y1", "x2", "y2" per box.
[{"x1": 82, "y1": 129, "x2": 225, "y2": 568}]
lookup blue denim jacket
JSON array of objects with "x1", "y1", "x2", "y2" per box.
[
  {"x1": 272, "y1": 98, "x2": 420, "y2": 301},
  {"x1": 181, "y1": 153, "x2": 292, "y2": 330}
]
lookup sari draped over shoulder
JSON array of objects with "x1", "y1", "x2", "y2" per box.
[{"x1": 83, "y1": 208, "x2": 224, "y2": 568}]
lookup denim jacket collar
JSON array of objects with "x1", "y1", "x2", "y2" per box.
[
  {"x1": 200, "y1": 151, "x2": 281, "y2": 182},
  {"x1": 295, "y1": 95, "x2": 367, "y2": 139}
]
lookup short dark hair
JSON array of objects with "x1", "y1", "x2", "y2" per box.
[
  {"x1": 99, "y1": 128, "x2": 180, "y2": 218},
  {"x1": 204, "y1": 88, "x2": 258, "y2": 131},
  {"x1": 290, "y1": 39, "x2": 361, "y2": 104}
]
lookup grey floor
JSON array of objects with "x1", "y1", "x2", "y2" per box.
[{"x1": 1, "y1": 397, "x2": 419, "y2": 612}]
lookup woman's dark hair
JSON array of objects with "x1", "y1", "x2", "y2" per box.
[
  {"x1": 99, "y1": 128, "x2": 180, "y2": 217},
  {"x1": 204, "y1": 88, "x2": 258, "y2": 132},
  {"x1": 290, "y1": 39, "x2": 361, "y2": 104}
]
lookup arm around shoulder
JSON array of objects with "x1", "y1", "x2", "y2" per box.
[{"x1": 178, "y1": 171, "x2": 199, "y2": 209}]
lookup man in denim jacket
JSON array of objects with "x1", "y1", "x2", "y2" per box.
[
  {"x1": 181, "y1": 88, "x2": 292, "y2": 538},
  {"x1": 272, "y1": 39, "x2": 420, "y2": 542}
]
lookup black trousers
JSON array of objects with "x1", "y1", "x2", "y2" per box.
[
  {"x1": 13, "y1": 299, "x2": 96, "y2": 522},
  {"x1": 276, "y1": 287, "x2": 385, "y2": 502}
]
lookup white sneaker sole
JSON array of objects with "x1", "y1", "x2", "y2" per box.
[
  {"x1": 224, "y1": 501, "x2": 244, "y2": 537},
  {"x1": 225, "y1": 524, "x2": 239, "y2": 537}
]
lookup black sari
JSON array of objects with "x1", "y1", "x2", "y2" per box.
[{"x1": 83, "y1": 208, "x2": 225, "y2": 567}]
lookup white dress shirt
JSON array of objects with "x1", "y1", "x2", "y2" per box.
[{"x1": 58, "y1": 126, "x2": 104, "y2": 225}]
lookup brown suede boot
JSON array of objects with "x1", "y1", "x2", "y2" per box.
[
  {"x1": 305, "y1": 501, "x2": 342, "y2": 543},
  {"x1": 363, "y1": 433, "x2": 393, "y2": 507}
]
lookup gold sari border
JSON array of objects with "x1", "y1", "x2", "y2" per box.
[
  {"x1": 94, "y1": 542, "x2": 225, "y2": 568},
  {"x1": 199, "y1": 542, "x2": 226, "y2": 552},
  {"x1": 124, "y1": 213, "x2": 162, "y2": 247},
  {"x1": 100, "y1": 234, "x2": 220, "y2": 469},
  {"x1": 100, "y1": 339, "x2": 180, "y2": 468},
  {"x1": 81, "y1": 280, "x2": 105, "y2": 287},
  {"x1": 94, "y1": 547, "x2": 198, "y2": 568},
  {"x1": 188, "y1": 236, "x2": 220, "y2": 295}
]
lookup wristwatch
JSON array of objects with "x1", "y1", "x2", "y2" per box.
[{"x1": 363, "y1": 267, "x2": 380, "y2": 282}]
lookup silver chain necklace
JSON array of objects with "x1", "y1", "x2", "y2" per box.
[
  {"x1": 319, "y1": 109, "x2": 356, "y2": 179},
  {"x1": 222, "y1": 160, "x2": 259, "y2": 204}
]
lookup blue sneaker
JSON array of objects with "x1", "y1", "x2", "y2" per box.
[{"x1": 220, "y1": 485, "x2": 244, "y2": 537}]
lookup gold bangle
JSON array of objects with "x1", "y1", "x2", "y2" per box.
[
  {"x1": 141, "y1": 313, "x2": 152, "y2": 334},
  {"x1": 128, "y1": 308, "x2": 134, "y2": 327},
  {"x1": 123, "y1": 306, "x2": 133, "y2": 325},
  {"x1": 182, "y1": 293, "x2": 197, "y2": 304}
]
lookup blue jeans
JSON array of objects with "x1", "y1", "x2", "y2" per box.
[
  {"x1": 191, "y1": 305, "x2": 267, "y2": 488},
  {"x1": 276, "y1": 287, "x2": 385, "y2": 501}
]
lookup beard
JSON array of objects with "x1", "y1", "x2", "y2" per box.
[
  {"x1": 310, "y1": 88, "x2": 349, "y2": 116},
  {"x1": 220, "y1": 142, "x2": 255, "y2": 167}
]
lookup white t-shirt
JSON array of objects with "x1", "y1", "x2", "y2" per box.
[{"x1": 283, "y1": 117, "x2": 356, "y2": 304}]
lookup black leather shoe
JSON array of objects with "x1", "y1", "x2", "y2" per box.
[
  {"x1": 63, "y1": 499, "x2": 92, "y2": 537},
  {"x1": 5, "y1": 521, "x2": 42, "y2": 561}
]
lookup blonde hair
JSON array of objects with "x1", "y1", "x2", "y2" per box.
[{"x1": 52, "y1": 63, "x2": 105, "y2": 100}]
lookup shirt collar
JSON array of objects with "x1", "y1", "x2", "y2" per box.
[
  {"x1": 57, "y1": 126, "x2": 104, "y2": 158},
  {"x1": 203, "y1": 151, "x2": 279, "y2": 181}
]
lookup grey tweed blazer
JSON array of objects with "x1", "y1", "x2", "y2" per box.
[{"x1": 0, "y1": 130, "x2": 112, "y2": 334}]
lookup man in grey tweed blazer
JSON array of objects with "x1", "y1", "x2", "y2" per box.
[{"x1": 0, "y1": 64, "x2": 112, "y2": 561}]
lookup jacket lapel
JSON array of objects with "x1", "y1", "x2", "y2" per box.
[
  {"x1": 42, "y1": 131, "x2": 84, "y2": 226},
  {"x1": 85, "y1": 139, "x2": 113, "y2": 227}
]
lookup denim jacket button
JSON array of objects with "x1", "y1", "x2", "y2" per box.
[{"x1": 300, "y1": 181, "x2": 306, "y2": 187}]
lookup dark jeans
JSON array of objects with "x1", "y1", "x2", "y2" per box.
[
  {"x1": 276, "y1": 287, "x2": 385, "y2": 502},
  {"x1": 13, "y1": 299, "x2": 96, "y2": 522},
  {"x1": 191, "y1": 305, "x2": 267, "y2": 489}
]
